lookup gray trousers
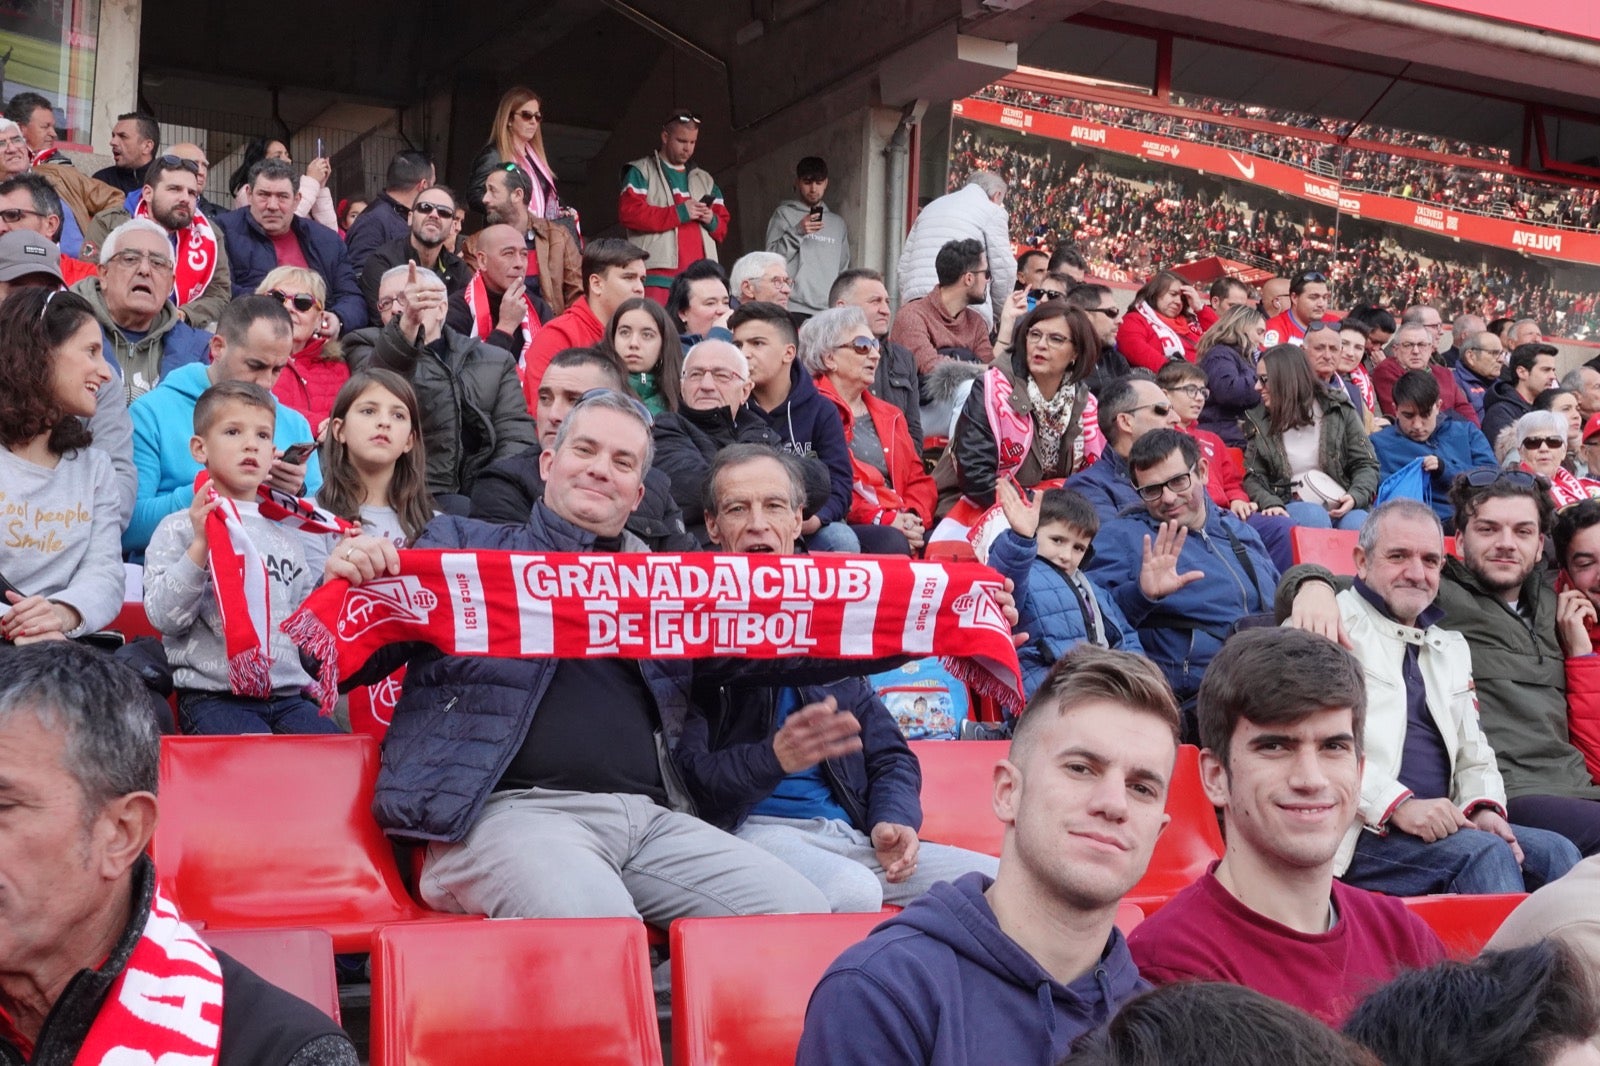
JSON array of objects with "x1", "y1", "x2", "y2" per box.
[
  {"x1": 420, "y1": 787, "x2": 831, "y2": 921},
  {"x1": 737, "y1": 814, "x2": 1000, "y2": 912}
]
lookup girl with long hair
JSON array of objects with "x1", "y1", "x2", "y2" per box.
[
  {"x1": 606, "y1": 296, "x2": 684, "y2": 414},
  {"x1": 1196, "y1": 304, "x2": 1266, "y2": 447}
]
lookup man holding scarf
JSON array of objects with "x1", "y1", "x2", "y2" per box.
[
  {"x1": 0, "y1": 643, "x2": 356, "y2": 1065},
  {"x1": 83, "y1": 153, "x2": 233, "y2": 329},
  {"x1": 320, "y1": 391, "x2": 1022, "y2": 924}
]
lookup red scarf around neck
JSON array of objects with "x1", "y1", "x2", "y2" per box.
[
  {"x1": 135, "y1": 197, "x2": 217, "y2": 306},
  {"x1": 201, "y1": 474, "x2": 354, "y2": 699},
  {"x1": 74, "y1": 884, "x2": 224, "y2": 1065},
  {"x1": 466, "y1": 273, "x2": 538, "y2": 377},
  {"x1": 283, "y1": 551, "x2": 1024, "y2": 713}
]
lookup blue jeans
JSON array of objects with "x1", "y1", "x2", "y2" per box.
[
  {"x1": 1285, "y1": 500, "x2": 1369, "y2": 531},
  {"x1": 1341, "y1": 821, "x2": 1580, "y2": 895},
  {"x1": 178, "y1": 690, "x2": 342, "y2": 736},
  {"x1": 805, "y1": 522, "x2": 860, "y2": 553}
]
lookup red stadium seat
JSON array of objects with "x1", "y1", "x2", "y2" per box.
[
  {"x1": 909, "y1": 739, "x2": 1004, "y2": 855},
  {"x1": 1125, "y1": 745, "x2": 1224, "y2": 912},
  {"x1": 1289, "y1": 527, "x2": 1360, "y2": 572},
  {"x1": 152, "y1": 735, "x2": 474, "y2": 952},
  {"x1": 672, "y1": 912, "x2": 884, "y2": 1066},
  {"x1": 372, "y1": 918, "x2": 662, "y2": 1066},
  {"x1": 112, "y1": 601, "x2": 161, "y2": 642},
  {"x1": 1400, "y1": 892, "x2": 1527, "y2": 959},
  {"x1": 202, "y1": 927, "x2": 341, "y2": 1024}
]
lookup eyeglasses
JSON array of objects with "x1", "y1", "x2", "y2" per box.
[
  {"x1": 108, "y1": 249, "x2": 174, "y2": 273},
  {"x1": 1026, "y1": 288, "x2": 1063, "y2": 304},
  {"x1": 1169, "y1": 384, "x2": 1210, "y2": 399},
  {"x1": 833, "y1": 336, "x2": 879, "y2": 356},
  {"x1": 1135, "y1": 469, "x2": 1197, "y2": 502},
  {"x1": 514, "y1": 109, "x2": 542, "y2": 123},
  {"x1": 1087, "y1": 305, "x2": 1120, "y2": 320},
  {"x1": 377, "y1": 295, "x2": 399, "y2": 314},
  {"x1": 152, "y1": 153, "x2": 201, "y2": 176},
  {"x1": 0, "y1": 207, "x2": 45, "y2": 224},
  {"x1": 667, "y1": 112, "x2": 702, "y2": 126},
  {"x1": 268, "y1": 289, "x2": 321, "y2": 313},
  {"x1": 1464, "y1": 468, "x2": 1537, "y2": 488},
  {"x1": 1025, "y1": 328, "x2": 1072, "y2": 349},
  {"x1": 412, "y1": 201, "x2": 453, "y2": 217},
  {"x1": 1393, "y1": 340, "x2": 1434, "y2": 351},
  {"x1": 765, "y1": 274, "x2": 794, "y2": 289},
  {"x1": 683, "y1": 366, "x2": 747, "y2": 385},
  {"x1": 576, "y1": 387, "x2": 654, "y2": 426},
  {"x1": 0, "y1": 135, "x2": 24, "y2": 149},
  {"x1": 970, "y1": 267, "x2": 991, "y2": 279},
  {"x1": 1522, "y1": 436, "x2": 1565, "y2": 451}
]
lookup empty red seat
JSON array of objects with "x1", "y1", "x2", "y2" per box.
[
  {"x1": 672, "y1": 912, "x2": 884, "y2": 1066},
  {"x1": 202, "y1": 926, "x2": 341, "y2": 1024},
  {"x1": 152, "y1": 734, "x2": 472, "y2": 952},
  {"x1": 372, "y1": 918, "x2": 662, "y2": 1066},
  {"x1": 1125, "y1": 745, "x2": 1223, "y2": 912},
  {"x1": 909, "y1": 739, "x2": 1004, "y2": 855},
  {"x1": 1289, "y1": 527, "x2": 1361, "y2": 572},
  {"x1": 1401, "y1": 892, "x2": 1528, "y2": 959},
  {"x1": 112, "y1": 600, "x2": 161, "y2": 641}
]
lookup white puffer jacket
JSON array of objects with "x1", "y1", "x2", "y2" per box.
[{"x1": 896, "y1": 183, "x2": 1015, "y2": 327}]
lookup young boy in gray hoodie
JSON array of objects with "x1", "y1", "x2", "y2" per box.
[{"x1": 144, "y1": 380, "x2": 339, "y2": 735}]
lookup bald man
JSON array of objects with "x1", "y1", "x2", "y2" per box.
[{"x1": 446, "y1": 222, "x2": 549, "y2": 362}]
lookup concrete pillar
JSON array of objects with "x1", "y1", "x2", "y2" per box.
[{"x1": 91, "y1": 0, "x2": 141, "y2": 162}]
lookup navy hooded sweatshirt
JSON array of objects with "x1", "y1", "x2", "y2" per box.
[
  {"x1": 748, "y1": 360, "x2": 853, "y2": 526},
  {"x1": 795, "y1": 873, "x2": 1147, "y2": 1065}
]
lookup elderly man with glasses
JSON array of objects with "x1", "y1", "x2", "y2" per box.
[
  {"x1": 1082, "y1": 427, "x2": 1278, "y2": 735},
  {"x1": 1371, "y1": 322, "x2": 1480, "y2": 425},
  {"x1": 619, "y1": 109, "x2": 728, "y2": 305}
]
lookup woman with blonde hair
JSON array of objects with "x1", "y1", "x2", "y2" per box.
[
  {"x1": 1197, "y1": 304, "x2": 1266, "y2": 447},
  {"x1": 259, "y1": 266, "x2": 347, "y2": 431},
  {"x1": 467, "y1": 86, "x2": 574, "y2": 232}
]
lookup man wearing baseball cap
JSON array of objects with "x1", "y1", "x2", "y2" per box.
[
  {"x1": 0, "y1": 227, "x2": 64, "y2": 298},
  {"x1": 1581, "y1": 414, "x2": 1600, "y2": 480}
]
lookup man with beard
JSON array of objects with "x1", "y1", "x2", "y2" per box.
[
  {"x1": 83, "y1": 154, "x2": 233, "y2": 328},
  {"x1": 358, "y1": 183, "x2": 470, "y2": 322},
  {"x1": 1282, "y1": 472, "x2": 1600, "y2": 858},
  {"x1": 481, "y1": 161, "x2": 580, "y2": 316}
]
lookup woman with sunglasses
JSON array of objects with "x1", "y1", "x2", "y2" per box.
[
  {"x1": 806, "y1": 306, "x2": 935, "y2": 555},
  {"x1": 1511, "y1": 410, "x2": 1600, "y2": 508},
  {"x1": 258, "y1": 267, "x2": 347, "y2": 432},
  {"x1": 467, "y1": 87, "x2": 574, "y2": 234},
  {"x1": 1534, "y1": 387, "x2": 1586, "y2": 473},
  {"x1": 1242, "y1": 344, "x2": 1378, "y2": 531},
  {"x1": 1116, "y1": 270, "x2": 1207, "y2": 372},
  {"x1": 943, "y1": 302, "x2": 1103, "y2": 514},
  {"x1": 1197, "y1": 305, "x2": 1266, "y2": 448}
]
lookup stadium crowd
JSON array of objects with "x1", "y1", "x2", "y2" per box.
[{"x1": 2, "y1": 82, "x2": 1600, "y2": 1066}]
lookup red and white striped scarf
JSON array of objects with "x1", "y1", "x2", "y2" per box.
[
  {"x1": 74, "y1": 885, "x2": 223, "y2": 1066},
  {"x1": 200, "y1": 474, "x2": 354, "y2": 698},
  {"x1": 135, "y1": 197, "x2": 217, "y2": 306},
  {"x1": 283, "y1": 551, "x2": 1025, "y2": 713},
  {"x1": 466, "y1": 273, "x2": 538, "y2": 377}
]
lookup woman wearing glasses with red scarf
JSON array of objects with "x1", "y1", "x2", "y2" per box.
[
  {"x1": 1513, "y1": 410, "x2": 1600, "y2": 509},
  {"x1": 259, "y1": 267, "x2": 347, "y2": 432}
]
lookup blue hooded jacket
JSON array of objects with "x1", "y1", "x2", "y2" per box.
[
  {"x1": 1084, "y1": 502, "x2": 1278, "y2": 703},
  {"x1": 747, "y1": 360, "x2": 853, "y2": 526},
  {"x1": 1065, "y1": 449, "x2": 1142, "y2": 525},
  {"x1": 795, "y1": 873, "x2": 1147, "y2": 1065},
  {"x1": 1371, "y1": 415, "x2": 1495, "y2": 530},
  {"x1": 987, "y1": 529, "x2": 1144, "y2": 699}
]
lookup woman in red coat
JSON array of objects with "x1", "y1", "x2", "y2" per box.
[
  {"x1": 1116, "y1": 269, "x2": 1206, "y2": 371},
  {"x1": 805, "y1": 305, "x2": 935, "y2": 555},
  {"x1": 261, "y1": 266, "x2": 350, "y2": 434}
]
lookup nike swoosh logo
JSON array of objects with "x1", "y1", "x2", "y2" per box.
[{"x1": 1227, "y1": 153, "x2": 1256, "y2": 180}]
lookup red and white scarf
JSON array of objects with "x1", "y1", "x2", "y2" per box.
[
  {"x1": 1528, "y1": 463, "x2": 1600, "y2": 509},
  {"x1": 200, "y1": 474, "x2": 354, "y2": 699},
  {"x1": 466, "y1": 273, "x2": 538, "y2": 377},
  {"x1": 75, "y1": 885, "x2": 223, "y2": 1066},
  {"x1": 135, "y1": 197, "x2": 217, "y2": 306},
  {"x1": 983, "y1": 368, "x2": 1036, "y2": 486},
  {"x1": 30, "y1": 146, "x2": 61, "y2": 166},
  {"x1": 283, "y1": 551, "x2": 1025, "y2": 712},
  {"x1": 1135, "y1": 301, "x2": 1187, "y2": 361},
  {"x1": 1349, "y1": 364, "x2": 1376, "y2": 414}
]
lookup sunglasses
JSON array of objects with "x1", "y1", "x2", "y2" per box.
[
  {"x1": 833, "y1": 336, "x2": 880, "y2": 356},
  {"x1": 1464, "y1": 468, "x2": 1537, "y2": 488},
  {"x1": 1304, "y1": 321, "x2": 1338, "y2": 334},
  {"x1": 1129, "y1": 402, "x2": 1174, "y2": 418},
  {"x1": 1522, "y1": 437, "x2": 1565, "y2": 451},
  {"x1": 514, "y1": 109, "x2": 542, "y2": 122},
  {"x1": 1296, "y1": 271, "x2": 1328, "y2": 285},
  {"x1": 1026, "y1": 288, "x2": 1063, "y2": 304},
  {"x1": 411, "y1": 201, "x2": 453, "y2": 217},
  {"x1": 576, "y1": 387, "x2": 654, "y2": 426},
  {"x1": 152, "y1": 153, "x2": 201, "y2": 176},
  {"x1": 1087, "y1": 305, "x2": 1120, "y2": 319},
  {"x1": 268, "y1": 289, "x2": 320, "y2": 313}
]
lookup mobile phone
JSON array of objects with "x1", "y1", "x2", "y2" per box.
[
  {"x1": 809, "y1": 204, "x2": 824, "y2": 219},
  {"x1": 316, "y1": 137, "x2": 323, "y2": 159},
  {"x1": 279, "y1": 442, "x2": 316, "y2": 465},
  {"x1": 700, "y1": 193, "x2": 716, "y2": 207}
]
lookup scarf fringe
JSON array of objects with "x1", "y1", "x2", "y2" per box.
[
  {"x1": 943, "y1": 654, "x2": 1024, "y2": 714},
  {"x1": 281, "y1": 608, "x2": 340, "y2": 716},
  {"x1": 227, "y1": 647, "x2": 273, "y2": 697}
]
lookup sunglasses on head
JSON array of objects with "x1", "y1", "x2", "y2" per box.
[
  {"x1": 1304, "y1": 321, "x2": 1337, "y2": 334},
  {"x1": 667, "y1": 112, "x2": 702, "y2": 127},
  {"x1": 1296, "y1": 271, "x2": 1328, "y2": 285},
  {"x1": 152, "y1": 153, "x2": 202, "y2": 176},
  {"x1": 1464, "y1": 467, "x2": 1537, "y2": 488},
  {"x1": 268, "y1": 289, "x2": 320, "y2": 313}
]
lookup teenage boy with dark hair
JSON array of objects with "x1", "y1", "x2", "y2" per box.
[
  {"x1": 1127, "y1": 627, "x2": 1444, "y2": 1025},
  {"x1": 1370, "y1": 369, "x2": 1494, "y2": 532}
]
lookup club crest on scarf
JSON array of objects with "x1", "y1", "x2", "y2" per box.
[{"x1": 341, "y1": 576, "x2": 441, "y2": 640}]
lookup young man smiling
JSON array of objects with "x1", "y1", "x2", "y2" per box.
[{"x1": 1127, "y1": 627, "x2": 1444, "y2": 1025}]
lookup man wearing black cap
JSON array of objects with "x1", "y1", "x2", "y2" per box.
[{"x1": 766, "y1": 155, "x2": 850, "y2": 320}]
